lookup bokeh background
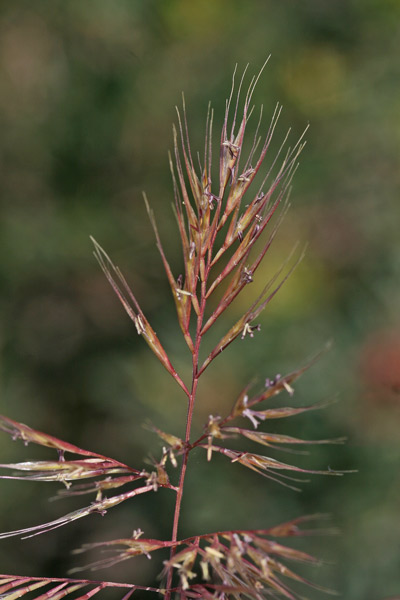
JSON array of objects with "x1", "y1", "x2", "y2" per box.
[{"x1": 0, "y1": 1, "x2": 399, "y2": 598}]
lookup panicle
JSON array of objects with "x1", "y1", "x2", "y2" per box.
[{"x1": 0, "y1": 63, "x2": 350, "y2": 600}]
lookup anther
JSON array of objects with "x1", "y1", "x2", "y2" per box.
[
  {"x1": 241, "y1": 322, "x2": 261, "y2": 339},
  {"x1": 242, "y1": 267, "x2": 253, "y2": 284}
]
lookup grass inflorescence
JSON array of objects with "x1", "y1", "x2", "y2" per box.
[{"x1": 0, "y1": 62, "x2": 350, "y2": 600}]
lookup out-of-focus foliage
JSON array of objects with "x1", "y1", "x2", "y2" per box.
[{"x1": 0, "y1": 1, "x2": 399, "y2": 598}]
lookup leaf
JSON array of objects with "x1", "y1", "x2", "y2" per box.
[
  {"x1": 223, "y1": 427, "x2": 345, "y2": 449},
  {"x1": 146, "y1": 423, "x2": 184, "y2": 450},
  {"x1": 175, "y1": 99, "x2": 203, "y2": 211},
  {"x1": 0, "y1": 416, "x2": 142, "y2": 495},
  {"x1": 144, "y1": 194, "x2": 195, "y2": 352},
  {"x1": 228, "y1": 346, "x2": 333, "y2": 424},
  {"x1": 91, "y1": 238, "x2": 189, "y2": 396},
  {"x1": 258, "y1": 513, "x2": 337, "y2": 537},
  {"x1": 161, "y1": 515, "x2": 336, "y2": 599},
  {"x1": 0, "y1": 580, "x2": 49, "y2": 600},
  {"x1": 53, "y1": 474, "x2": 145, "y2": 499},
  {"x1": 0, "y1": 459, "x2": 131, "y2": 483},
  {"x1": 199, "y1": 246, "x2": 304, "y2": 375},
  {"x1": 207, "y1": 139, "x2": 292, "y2": 298},
  {"x1": 204, "y1": 446, "x2": 349, "y2": 492},
  {"x1": 201, "y1": 200, "x2": 288, "y2": 336},
  {"x1": 68, "y1": 516, "x2": 336, "y2": 598},
  {"x1": 217, "y1": 59, "x2": 271, "y2": 213},
  {"x1": 71, "y1": 534, "x2": 172, "y2": 572},
  {"x1": 35, "y1": 583, "x2": 87, "y2": 600},
  {"x1": 0, "y1": 485, "x2": 156, "y2": 540},
  {"x1": 0, "y1": 575, "x2": 164, "y2": 600},
  {"x1": 241, "y1": 399, "x2": 336, "y2": 424},
  {"x1": 0, "y1": 415, "x2": 110, "y2": 460}
]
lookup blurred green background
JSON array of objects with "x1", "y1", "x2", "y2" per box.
[{"x1": 0, "y1": 1, "x2": 399, "y2": 598}]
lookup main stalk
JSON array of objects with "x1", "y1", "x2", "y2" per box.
[{"x1": 164, "y1": 277, "x2": 208, "y2": 599}]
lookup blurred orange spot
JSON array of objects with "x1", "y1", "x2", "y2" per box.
[{"x1": 360, "y1": 329, "x2": 400, "y2": 406}]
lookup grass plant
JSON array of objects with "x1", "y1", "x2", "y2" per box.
[{"x1": 0, "y1": 63, "x2": 349, "y2": 600}]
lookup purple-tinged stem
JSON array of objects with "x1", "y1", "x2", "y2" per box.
[{"x1": 164, "y1": 277, "x2": 209, "y2": 599}]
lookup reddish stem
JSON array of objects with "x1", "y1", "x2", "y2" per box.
[
  {"x1": 164, "y1": 386, "x2": 199, "y2": 598},
  {"x1": 165, "y1": 277, "x2": 209, "y2": 599}
]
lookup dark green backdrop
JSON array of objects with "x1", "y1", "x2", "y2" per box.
[{"x1": 1, "y1": 1, "x2": 399, "y2": 598}]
